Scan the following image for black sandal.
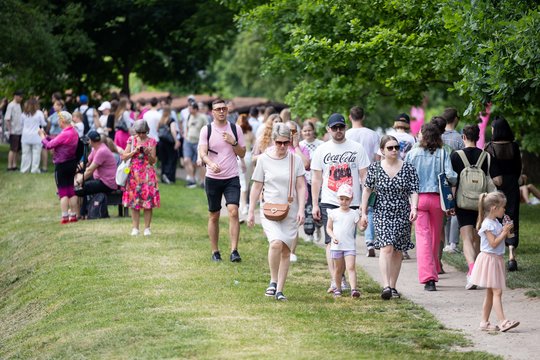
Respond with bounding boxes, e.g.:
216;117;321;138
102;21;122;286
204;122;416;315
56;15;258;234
265;282;277;297
275;292;287;301
381;286;392;300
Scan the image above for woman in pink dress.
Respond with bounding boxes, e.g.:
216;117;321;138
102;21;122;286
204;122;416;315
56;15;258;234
122;120;160;236
114;98;132;150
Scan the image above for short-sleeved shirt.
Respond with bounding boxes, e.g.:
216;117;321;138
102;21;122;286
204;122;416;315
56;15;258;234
386;130;416;160
310;139;370;207
5;100;23;135
345;127;380;162
21;111;47;144
199;122;245;180
88;143;118;190
451;147;498;191
328;208;359;251
185;113;208;143
479;218;505;255
442;129;465;151
143;109;161;141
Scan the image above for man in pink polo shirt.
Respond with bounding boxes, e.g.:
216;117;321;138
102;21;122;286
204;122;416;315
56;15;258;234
199;99;246;262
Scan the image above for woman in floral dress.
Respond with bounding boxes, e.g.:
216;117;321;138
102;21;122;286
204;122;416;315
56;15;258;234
122;120;160;236
361;135;419;300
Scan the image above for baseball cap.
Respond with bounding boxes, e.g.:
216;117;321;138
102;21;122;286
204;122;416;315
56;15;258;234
79;94;89;104
337;184;353;198
87;130;101;142
98;101;111;111
328;113;346;127
395;113;410;124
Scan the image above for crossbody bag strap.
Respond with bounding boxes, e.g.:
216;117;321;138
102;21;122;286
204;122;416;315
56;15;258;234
287;153;295;204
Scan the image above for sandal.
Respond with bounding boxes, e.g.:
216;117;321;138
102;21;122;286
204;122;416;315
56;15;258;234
333;290;342;298
265;282;277;297
275;292;287;301
381;286;392;300
479;321;499;331
351;289;361;298
499;319;520;332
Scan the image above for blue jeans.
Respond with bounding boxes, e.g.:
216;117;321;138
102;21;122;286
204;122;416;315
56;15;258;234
364;206;375;248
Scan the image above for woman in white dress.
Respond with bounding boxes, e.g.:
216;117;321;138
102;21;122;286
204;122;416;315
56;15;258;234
248;123;306;301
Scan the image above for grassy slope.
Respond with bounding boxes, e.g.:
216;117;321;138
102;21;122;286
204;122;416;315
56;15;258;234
0;145;498;359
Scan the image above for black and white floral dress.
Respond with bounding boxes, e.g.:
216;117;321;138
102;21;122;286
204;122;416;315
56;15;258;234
364;161;419;251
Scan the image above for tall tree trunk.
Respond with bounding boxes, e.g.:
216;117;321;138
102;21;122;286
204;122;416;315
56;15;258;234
122;68;130;98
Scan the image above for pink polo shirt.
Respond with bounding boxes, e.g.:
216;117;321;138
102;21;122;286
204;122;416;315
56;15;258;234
199;122;245;180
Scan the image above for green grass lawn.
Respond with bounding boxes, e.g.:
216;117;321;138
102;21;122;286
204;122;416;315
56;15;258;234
0;144;501;359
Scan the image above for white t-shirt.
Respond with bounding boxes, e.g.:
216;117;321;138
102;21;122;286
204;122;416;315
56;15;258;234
21;110;46;145
345;127;380;162
5;100;23;135
143;109;161;141
385;129;416;160
300;138;324;184
328;208;360;251
479;218;506;256
310;139;370;207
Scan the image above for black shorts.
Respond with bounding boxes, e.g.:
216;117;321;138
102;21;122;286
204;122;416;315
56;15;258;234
205;176;240;212
456;208;478;228
9;134;21;152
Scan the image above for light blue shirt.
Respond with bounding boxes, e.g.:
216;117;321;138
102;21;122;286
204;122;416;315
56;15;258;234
405;147;457;193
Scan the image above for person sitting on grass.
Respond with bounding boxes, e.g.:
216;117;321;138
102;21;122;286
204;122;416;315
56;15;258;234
326;184;361;298
75;130;118;219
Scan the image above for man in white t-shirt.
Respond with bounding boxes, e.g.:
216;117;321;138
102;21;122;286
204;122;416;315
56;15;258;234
143;97;161;141
387;113;416;160
311;113;370;293
345;106;380;257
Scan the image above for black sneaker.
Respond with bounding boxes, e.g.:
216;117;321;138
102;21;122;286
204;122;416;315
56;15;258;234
381;286;392;300
211;251;222;262
508;259;518;272
230;249;242;262
424;280;437;291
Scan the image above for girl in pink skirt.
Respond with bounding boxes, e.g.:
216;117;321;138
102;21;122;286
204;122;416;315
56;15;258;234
471;191;520;332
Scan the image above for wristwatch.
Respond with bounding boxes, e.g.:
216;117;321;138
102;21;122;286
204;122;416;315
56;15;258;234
232;140;238;146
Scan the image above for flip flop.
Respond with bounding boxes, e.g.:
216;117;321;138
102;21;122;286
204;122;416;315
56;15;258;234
499;319;520;332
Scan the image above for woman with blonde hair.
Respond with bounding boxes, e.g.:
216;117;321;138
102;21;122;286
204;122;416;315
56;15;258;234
114;98;132;150
252;113;283;162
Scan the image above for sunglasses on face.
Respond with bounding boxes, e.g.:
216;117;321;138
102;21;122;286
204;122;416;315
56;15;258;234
386;145;400;151
213;107;228;113
330;125;345;131
275;140;290;147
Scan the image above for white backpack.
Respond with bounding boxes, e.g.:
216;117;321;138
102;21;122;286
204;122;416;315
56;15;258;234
456;150;496;210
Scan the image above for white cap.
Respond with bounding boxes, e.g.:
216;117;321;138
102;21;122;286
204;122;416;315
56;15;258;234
98;101;111;111
337;184;353;198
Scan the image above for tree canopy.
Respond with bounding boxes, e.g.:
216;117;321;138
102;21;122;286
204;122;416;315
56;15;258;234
234;0;540;151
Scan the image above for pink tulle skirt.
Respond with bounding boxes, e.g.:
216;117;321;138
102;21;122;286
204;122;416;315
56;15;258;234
470;252;506;289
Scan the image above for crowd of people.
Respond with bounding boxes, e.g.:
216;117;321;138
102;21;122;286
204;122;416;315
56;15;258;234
1;89;524;332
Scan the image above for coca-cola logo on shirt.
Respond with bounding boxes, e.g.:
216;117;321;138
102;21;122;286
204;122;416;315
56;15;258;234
323;151;357;164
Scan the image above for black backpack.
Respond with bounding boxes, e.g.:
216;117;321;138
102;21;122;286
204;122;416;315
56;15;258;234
206;122;238;154
87;193;109;219
82;107;91;135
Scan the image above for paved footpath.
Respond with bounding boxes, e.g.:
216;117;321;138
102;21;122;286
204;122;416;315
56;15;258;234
176;168;538;359
349;235;539;360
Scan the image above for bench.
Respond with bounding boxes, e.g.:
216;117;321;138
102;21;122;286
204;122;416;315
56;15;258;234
107;190;129;217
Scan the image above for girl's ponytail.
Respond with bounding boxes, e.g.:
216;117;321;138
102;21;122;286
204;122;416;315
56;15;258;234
476;192;488;230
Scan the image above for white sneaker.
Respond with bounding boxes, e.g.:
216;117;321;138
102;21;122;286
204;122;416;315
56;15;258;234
443;244;459;254
465;275;477;290
143;228;151;236
290;253;298;262
314;228;322;242
305;235;314;242
130;228;139;236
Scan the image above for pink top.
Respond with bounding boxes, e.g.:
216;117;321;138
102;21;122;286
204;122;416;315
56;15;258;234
41;126;79;164
199;122;246;180
88;143;118;190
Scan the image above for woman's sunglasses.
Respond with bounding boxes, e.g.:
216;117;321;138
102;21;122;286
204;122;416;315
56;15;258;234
386;145;400;151
275;140;290;147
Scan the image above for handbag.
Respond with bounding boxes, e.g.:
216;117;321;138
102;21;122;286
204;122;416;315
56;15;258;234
158;123;175;143
438;148;455;211
367;161;379;207
263;154;295;221
116;159;131;186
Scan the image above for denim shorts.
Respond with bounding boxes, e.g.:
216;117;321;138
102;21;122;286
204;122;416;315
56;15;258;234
183;140;198;163
204;176;240;212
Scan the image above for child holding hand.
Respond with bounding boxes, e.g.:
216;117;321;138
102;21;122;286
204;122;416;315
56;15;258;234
471;191;520;332
326;184;361;298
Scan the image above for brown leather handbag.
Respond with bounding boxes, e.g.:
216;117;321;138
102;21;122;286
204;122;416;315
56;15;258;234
263;154;295;221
